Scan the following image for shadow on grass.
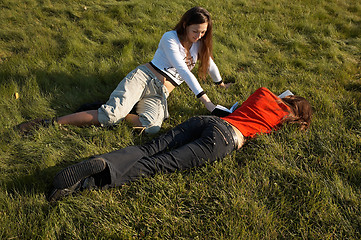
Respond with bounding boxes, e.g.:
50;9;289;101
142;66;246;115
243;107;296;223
2;155;90;201
344;81;361;107
0;66;123;119
34;70;118;116
345;81;361;92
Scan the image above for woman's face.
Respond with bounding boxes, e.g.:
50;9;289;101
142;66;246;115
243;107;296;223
185;23;208;43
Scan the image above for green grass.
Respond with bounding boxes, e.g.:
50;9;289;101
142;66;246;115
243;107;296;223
0;0;360;238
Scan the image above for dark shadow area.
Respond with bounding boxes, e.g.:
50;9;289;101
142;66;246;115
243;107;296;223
33;69;121;115
344;81;361;108
2;155;90;199
345;81;361;93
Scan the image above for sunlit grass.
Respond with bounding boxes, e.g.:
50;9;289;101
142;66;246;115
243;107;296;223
0;0;360;238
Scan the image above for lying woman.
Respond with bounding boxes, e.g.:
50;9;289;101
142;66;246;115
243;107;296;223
47;87;313;202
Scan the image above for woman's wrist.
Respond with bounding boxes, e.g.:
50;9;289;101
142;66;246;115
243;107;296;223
199;94;216;112
205;102;216;112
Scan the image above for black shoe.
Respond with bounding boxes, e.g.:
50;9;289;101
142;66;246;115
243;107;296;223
16;118;55;133
47;158;106;202
47;180;82;202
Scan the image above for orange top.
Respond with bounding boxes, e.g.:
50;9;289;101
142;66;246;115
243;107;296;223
221;87;291;138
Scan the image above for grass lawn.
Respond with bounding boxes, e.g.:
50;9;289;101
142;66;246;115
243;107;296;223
0;0;360;239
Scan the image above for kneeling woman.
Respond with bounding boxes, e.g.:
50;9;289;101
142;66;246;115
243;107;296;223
47;87;313;201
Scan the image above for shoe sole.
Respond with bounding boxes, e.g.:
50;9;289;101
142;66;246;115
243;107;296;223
52;158;106;189
47;179;84;202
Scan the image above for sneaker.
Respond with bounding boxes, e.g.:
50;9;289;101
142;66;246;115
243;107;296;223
47;158;106;202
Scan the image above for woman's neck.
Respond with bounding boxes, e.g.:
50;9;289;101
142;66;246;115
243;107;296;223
182;40;192;50
178;34;192;50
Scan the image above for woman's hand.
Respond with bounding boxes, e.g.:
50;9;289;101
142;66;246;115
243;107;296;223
218;82;233;89
199;94;216;112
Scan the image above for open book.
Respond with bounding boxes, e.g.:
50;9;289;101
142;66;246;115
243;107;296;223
215;102;239;114
278;90;294;98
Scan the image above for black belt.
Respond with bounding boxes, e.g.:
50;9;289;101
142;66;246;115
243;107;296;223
220;118;239;149
149;62;178;88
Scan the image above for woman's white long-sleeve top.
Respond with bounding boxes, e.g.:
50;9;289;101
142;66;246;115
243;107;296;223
151;30;222;97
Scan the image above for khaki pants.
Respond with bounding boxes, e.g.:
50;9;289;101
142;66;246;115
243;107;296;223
98;65;169;134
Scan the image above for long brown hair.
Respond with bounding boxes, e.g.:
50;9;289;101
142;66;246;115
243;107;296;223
174;7;213;80
282;96;313;130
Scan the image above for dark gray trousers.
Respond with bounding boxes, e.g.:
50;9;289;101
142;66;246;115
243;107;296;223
96;116;237;188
